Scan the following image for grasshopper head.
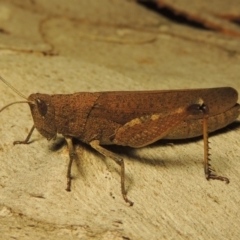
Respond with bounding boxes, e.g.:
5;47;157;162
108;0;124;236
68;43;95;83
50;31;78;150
28;93;57;140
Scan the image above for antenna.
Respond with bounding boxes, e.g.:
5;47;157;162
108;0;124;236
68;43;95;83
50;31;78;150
0;75;28;100
0;75;35;113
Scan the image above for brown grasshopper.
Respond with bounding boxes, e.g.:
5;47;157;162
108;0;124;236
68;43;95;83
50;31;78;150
0;76;239;206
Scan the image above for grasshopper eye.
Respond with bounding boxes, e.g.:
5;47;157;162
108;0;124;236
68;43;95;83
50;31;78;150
36;98;48;117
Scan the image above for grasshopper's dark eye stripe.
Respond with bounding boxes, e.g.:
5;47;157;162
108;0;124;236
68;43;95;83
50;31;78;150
36;98;48;117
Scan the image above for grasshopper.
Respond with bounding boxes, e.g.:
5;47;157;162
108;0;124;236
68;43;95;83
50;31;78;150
0;76;239;206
